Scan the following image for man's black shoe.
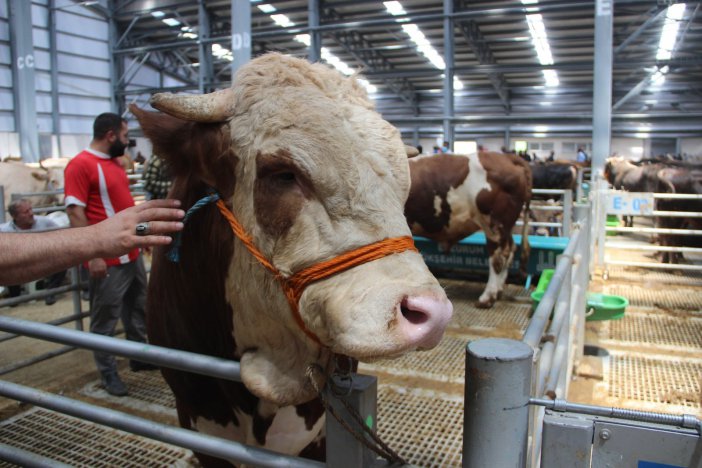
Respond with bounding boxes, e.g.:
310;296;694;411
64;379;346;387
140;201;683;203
129;360;158;372
101;372;128;396
45;295;56;306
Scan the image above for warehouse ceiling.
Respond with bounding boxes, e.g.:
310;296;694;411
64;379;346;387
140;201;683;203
105;0;702;139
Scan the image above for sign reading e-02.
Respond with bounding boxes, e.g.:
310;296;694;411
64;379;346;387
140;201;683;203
607;192;654;215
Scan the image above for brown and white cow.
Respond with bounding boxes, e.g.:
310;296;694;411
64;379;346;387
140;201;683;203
405;152;532;308
0;161;64;211
131;53;452;465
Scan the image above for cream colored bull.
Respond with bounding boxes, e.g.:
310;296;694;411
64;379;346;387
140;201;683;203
133;53;452;464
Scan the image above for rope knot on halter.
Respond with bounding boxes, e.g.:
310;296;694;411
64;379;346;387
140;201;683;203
168;190;418;346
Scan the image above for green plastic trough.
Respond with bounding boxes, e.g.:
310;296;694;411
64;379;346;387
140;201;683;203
530;290;629;321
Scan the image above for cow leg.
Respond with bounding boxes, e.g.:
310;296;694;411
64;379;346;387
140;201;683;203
478;238;515;308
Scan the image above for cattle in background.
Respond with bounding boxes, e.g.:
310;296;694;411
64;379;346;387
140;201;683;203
604;157;668;227
530;161;578;193
654;167;702;263
405;151;531;308
0;161;64;212
132;53;452;465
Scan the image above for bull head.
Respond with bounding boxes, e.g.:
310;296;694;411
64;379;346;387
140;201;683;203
134;53;452;407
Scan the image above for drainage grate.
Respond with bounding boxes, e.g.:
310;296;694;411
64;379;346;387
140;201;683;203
608;352;702;410
450;301;530;335
360;334;474;386
603;284;702;311
377;385;463;468
602;312;702;352
0;407;193;467
81;369;176;415
604;266;702;287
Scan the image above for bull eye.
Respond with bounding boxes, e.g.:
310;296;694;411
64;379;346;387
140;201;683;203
275;172;295;182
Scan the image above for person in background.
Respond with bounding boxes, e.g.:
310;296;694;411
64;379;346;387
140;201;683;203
577;147;589;163
142;154;172;200
64;112;153;397
547;150;555;162
0;198;65;305
441;141;452;154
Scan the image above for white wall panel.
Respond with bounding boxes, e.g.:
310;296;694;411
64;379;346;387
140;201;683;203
0;67;11;87
57;54;109;78
59;94;111;116
0;88;12;110
56;10;107;39
57;32;107;57
58;74;110;97
32;49;51;71
32;27;49;49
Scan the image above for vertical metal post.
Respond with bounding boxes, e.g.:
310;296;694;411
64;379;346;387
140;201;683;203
49;0;62;158
308;0;321;63
325;374;379;467
591;0;613;177
504;127;511;151
70;267;84;331
562;189;573;237
8;0;39;162
107;1;122;113
231;0;252;77
0;186;5;223
464;338;533;468
442;0;454;148
198;0;214;94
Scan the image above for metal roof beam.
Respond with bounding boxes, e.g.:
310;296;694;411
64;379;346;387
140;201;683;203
456;15;510;112
614;6;667;55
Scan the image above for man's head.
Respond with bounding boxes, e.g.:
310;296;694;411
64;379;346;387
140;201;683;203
93;113;129;158
8;198;34;230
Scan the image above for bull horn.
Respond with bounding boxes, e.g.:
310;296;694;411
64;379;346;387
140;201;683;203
149;87;235;123
405;145;419;158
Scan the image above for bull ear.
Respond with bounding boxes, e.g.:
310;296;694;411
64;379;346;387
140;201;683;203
31;171;48;181
405;145;419;158
149;88;235;123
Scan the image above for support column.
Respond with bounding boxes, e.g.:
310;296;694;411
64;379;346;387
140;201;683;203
591;0;613;178
442;0;454;149
308;0;321;63
231;0;252;77
463;338;533;468
8;0;39;162
49;0;62;158
504;126;511;151
198;0;214;93
107;0;121;113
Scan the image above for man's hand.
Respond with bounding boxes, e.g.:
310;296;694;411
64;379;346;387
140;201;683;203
89;258;108;278
91;199;185;259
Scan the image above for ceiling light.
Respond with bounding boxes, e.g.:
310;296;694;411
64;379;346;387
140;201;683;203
384;1;406;16
151;11;165;18
270;14;294;28
656;4;685;60
294;34;311;46
258;4;277;13
543;69;559;87
162;18;180;27
535;125;549;132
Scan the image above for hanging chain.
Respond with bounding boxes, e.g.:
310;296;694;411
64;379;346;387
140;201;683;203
306;364;408;466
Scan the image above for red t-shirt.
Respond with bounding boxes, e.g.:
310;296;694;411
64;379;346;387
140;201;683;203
64;149;138;266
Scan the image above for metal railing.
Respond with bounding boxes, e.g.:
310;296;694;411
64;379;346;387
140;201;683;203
594;180;702;273
516;188;573;237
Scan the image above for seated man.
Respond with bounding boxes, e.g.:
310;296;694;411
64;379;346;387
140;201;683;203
1;198;66;305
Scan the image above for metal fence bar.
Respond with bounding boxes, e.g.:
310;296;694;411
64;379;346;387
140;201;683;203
522;228;581;348
605;260;702;271
605;242;702;253
0;185;5;223
529;398;701;432
0;284;77;308
0;380;322;468
0;442;72;468
0;345;76;376
652;193;702;200
0;316;241;381
607;226;702;235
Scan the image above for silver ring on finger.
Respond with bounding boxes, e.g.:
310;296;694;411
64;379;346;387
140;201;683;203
135;222;150;236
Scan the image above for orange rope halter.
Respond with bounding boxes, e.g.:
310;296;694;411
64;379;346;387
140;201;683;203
216;199;417;346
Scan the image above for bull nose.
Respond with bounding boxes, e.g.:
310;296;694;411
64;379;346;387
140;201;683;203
396;294;453;349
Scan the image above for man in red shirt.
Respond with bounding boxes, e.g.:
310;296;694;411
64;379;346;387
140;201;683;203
65;112;154;397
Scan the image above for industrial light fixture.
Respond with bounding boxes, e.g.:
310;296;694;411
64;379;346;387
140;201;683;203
384;1;464;90
521;0;559;87
651;3;686;86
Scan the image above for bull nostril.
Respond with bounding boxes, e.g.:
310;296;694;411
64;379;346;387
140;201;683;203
400;298;429;325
